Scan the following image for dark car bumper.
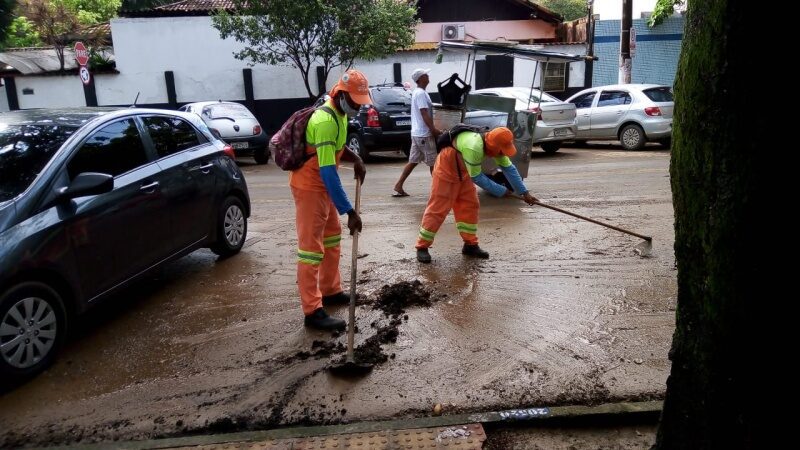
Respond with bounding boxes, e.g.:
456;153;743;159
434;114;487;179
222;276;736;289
223;133;269;156
361;128;411;149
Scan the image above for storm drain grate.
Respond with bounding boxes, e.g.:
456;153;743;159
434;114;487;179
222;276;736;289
169;423;485;449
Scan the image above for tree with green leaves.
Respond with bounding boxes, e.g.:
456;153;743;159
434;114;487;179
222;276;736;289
649;0;685;27
538;0;587;22
3;16;42;48
213;0;418;99
1;0;18;48
22;0;81;69
653;0;760;447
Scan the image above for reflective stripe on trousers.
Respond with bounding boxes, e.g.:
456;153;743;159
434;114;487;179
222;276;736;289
292;186;343;315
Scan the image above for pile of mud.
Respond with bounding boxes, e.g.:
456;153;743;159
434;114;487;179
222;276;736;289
353;318;401;364
374;280;433;317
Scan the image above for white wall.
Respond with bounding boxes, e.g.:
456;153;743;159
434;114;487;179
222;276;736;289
14;76;86;109
2;18;587;112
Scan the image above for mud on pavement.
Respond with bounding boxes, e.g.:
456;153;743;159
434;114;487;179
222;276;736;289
0;149;677;447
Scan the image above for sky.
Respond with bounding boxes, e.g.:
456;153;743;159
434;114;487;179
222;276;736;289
592;0;660;20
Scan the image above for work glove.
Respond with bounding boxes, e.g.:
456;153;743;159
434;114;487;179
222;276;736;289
347;210;363;235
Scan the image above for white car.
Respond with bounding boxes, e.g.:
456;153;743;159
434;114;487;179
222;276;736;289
565;84;674;150
465;87;577;153
180;101;269;164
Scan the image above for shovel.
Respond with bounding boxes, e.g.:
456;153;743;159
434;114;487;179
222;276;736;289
329;178;373;377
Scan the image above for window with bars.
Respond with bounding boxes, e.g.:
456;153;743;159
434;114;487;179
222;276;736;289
541;62;567;92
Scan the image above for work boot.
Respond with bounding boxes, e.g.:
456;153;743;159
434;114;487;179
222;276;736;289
322;291;350;306
304;308;346;331
462;244;489;259
417;248;432;263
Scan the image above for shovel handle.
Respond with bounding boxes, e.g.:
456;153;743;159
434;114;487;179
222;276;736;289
347;180;361;362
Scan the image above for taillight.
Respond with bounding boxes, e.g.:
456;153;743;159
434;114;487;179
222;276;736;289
645;107;662;116
367;107;380;127
528;107;543;121
223;144;236;159
253;125;262;135
209;128;222;138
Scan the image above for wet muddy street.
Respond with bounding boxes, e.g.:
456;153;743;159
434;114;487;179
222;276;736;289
0;146;676;447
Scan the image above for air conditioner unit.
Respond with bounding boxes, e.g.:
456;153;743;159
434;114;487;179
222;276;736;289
441;24;466;41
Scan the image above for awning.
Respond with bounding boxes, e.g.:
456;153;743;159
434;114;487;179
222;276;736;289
437;41;586;63
0;48;79;75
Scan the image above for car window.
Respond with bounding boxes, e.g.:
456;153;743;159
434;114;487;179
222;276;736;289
597;91;632;107
0;123;78;202
571;92;596;109
67;119;149;180
508;88;556;104
642;87;674;102
202;103;253;120
370;88;411;108
142;116;205;157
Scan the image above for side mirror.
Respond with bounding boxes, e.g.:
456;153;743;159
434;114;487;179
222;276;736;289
57;172;113;201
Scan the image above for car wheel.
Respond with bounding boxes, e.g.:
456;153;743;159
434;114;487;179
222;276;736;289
541;142;561;153
211;196;247;257
347;133;370;162
620;124;646;150
253;146;270;165
0;282;67;381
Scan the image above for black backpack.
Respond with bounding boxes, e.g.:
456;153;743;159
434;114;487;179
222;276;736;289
436;123;488;151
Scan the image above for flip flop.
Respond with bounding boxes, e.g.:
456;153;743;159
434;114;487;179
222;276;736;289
392;191;410;197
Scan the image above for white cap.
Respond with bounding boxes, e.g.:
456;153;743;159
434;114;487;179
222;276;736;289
411;68;431;83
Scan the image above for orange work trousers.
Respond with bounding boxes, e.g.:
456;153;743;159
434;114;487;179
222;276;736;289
416;147;479;249
292;186;343;315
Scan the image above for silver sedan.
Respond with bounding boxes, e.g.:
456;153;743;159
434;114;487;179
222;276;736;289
465;87;578;153
565;84;674;150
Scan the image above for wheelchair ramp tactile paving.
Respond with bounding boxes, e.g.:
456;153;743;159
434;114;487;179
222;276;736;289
168;423;485;449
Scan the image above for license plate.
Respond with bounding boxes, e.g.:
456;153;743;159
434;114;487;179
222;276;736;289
395;119;411;126
231;142;249;149
554;128;569;137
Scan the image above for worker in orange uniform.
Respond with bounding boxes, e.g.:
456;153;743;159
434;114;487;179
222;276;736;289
291;70;370;330
415;126;538;263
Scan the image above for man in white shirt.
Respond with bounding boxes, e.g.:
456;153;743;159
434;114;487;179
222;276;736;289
393;68;441;197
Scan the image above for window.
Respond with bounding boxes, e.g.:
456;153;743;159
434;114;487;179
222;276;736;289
201;103;253;120
597;91;632;107
642;87;674;102
541;62;566;92
1;124;78;202
142;116;204;158
67;119;148;180
571;92;596;109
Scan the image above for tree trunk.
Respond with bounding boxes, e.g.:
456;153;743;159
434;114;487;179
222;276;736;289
655;1;764;448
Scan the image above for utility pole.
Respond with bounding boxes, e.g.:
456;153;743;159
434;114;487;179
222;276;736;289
585;0;595;88
619;0;632;83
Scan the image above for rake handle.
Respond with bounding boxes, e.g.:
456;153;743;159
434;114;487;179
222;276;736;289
533;200;652;241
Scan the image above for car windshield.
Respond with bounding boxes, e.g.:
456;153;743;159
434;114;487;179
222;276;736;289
202;103;253;120
0;123;78;202
370;88;411;108
642;87;674;102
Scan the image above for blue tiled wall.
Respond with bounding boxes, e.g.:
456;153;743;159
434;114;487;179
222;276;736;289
592;17;683;87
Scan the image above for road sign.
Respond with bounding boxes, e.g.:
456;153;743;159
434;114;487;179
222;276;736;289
74;42;89;66
79;65;91;85
630;28;637;58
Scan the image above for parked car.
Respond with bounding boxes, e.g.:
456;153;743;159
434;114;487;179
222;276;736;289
0;108;250;381
179;101;269;164
465;87;577;153
565;84;674;150
316;83;413;161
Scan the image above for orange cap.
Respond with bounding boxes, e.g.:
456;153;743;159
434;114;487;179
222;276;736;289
485;127;517;157
329;69;372;106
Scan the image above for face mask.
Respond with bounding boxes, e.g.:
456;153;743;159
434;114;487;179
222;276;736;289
338;93;359;118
